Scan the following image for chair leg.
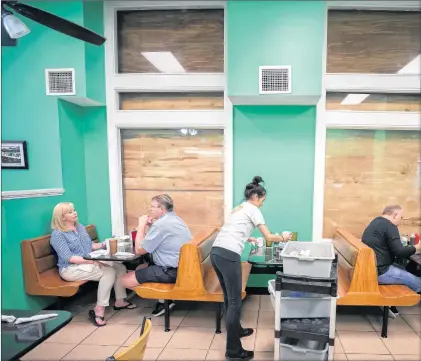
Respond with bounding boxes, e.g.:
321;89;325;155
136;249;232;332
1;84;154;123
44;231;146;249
215;303;222;334
381;306;389;338
164;300;170;332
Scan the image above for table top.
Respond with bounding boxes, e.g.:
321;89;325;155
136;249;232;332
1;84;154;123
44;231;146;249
410;253;421;265
1;310;72;361
83;253;142;262
248;246;283;266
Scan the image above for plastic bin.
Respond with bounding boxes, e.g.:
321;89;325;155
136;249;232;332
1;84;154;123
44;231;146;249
268;280;331;318
279;338;328;361
280;242;335;278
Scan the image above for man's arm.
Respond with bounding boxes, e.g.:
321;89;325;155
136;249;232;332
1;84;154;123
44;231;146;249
134;216;163;256
386;224;416;258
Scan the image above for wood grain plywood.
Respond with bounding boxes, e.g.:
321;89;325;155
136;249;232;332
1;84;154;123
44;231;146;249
117;9;224;73
323;129;421;238
119;92;224;110
326;93;421;112
121;129;223;191
327;10;421;73
124;189;223;236
121;129;224;234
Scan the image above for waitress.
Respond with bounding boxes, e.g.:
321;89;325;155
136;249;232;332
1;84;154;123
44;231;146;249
211;176;291;361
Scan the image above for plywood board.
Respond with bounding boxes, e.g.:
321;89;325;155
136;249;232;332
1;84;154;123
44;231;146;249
323;130;421;238
327;10;421;73
119;92;224;110
117;9;224;73
124;189;223;237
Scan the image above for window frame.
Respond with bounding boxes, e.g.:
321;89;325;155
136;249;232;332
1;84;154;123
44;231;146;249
104;1;230;236
312;1;421;240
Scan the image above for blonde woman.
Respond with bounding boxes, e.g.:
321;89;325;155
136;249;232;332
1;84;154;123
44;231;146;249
50;202;137;327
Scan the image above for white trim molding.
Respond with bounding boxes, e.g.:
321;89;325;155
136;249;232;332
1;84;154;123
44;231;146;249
312;4;328;241
325;74;421;94
104;0;228;236
326;111;421;130
328;1;421;11
2;188;65;200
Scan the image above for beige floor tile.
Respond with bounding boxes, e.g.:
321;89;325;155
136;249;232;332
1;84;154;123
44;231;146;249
397;304;421;315
181;310;215;328
115;347;163;361
124;327;175;348
255;328;273;352
62;345;118;360
81;324;138;346
259;295;273;311
206;349;226;360
150;309;188;328
166;327;215;349
334;354;348;360
210;329;256;351
346;354;393;360
335;336;345;354
367;314;414;333
21;343;76;361
240;310;259;329
401;314;421;333
158;348;208;360
254;351;275;360
243;295;261;311
336;314;375;331
257;311;274;329
337;331;390;354
392;355;421;360
106;307;154;325
43;322;97;344
379;331;421;356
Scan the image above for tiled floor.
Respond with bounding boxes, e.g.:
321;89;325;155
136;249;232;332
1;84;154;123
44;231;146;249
21;292;421;360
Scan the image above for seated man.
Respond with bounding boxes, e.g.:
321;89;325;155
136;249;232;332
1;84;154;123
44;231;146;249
121;194;191;316
362;205;421;316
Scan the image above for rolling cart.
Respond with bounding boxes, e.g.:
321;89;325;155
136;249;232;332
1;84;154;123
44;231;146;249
269;249;338;360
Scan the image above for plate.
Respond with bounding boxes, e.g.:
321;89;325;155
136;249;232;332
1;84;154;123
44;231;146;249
114;252;135;258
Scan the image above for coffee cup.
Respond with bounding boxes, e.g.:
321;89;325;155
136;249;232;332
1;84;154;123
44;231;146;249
108;238;118;255
257;237;265;248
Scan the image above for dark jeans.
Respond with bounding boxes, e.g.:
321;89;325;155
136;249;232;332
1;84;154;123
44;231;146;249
134;264;177;285
211;248;243;354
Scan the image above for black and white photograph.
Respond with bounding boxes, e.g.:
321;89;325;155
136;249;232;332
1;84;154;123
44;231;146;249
1;141;28;169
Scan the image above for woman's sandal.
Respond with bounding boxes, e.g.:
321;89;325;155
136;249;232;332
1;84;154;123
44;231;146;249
88;310;106;327
113;302;138;311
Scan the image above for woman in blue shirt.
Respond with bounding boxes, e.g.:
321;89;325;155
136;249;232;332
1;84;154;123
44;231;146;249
50;202;136;326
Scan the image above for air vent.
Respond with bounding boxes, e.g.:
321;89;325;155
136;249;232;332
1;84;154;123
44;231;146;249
259;66;291;94
45;68;75;96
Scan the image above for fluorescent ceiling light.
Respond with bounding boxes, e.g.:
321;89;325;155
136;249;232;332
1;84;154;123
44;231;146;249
1;6;30;39
397;55;420;75
141;52;186;73
340;93;370;105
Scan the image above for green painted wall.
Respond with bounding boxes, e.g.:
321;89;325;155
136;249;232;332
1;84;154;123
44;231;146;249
227;1;325;97
233;106;316;287
83;107;112;240
1;1;110;310
1;1;86;191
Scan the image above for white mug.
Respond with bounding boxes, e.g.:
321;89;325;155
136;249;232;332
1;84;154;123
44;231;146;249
257;237;265;248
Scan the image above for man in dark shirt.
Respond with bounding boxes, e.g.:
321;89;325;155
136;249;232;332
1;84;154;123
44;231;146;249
362;205;421;295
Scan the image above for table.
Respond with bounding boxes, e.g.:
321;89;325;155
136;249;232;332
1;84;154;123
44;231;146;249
1;310;72;361
248;246;283;274
83;253;142;262
407;253;421;277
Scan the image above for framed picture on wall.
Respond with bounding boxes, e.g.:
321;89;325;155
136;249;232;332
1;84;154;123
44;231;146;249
1;141;28;169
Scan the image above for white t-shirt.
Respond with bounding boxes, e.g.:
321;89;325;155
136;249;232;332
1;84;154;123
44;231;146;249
213;202;265;255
